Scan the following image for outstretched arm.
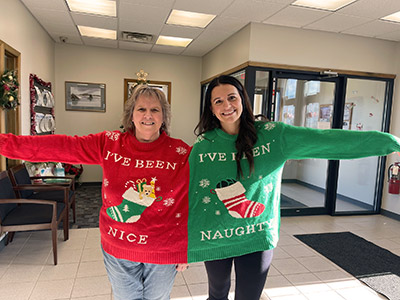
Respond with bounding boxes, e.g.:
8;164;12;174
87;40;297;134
0;133;104;165
280;124;400;161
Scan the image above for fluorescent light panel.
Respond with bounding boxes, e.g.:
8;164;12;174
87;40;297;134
66;0;116;17
381;11;400;23
166;9;216;28
156;35;192;47
291;0;356;11
78;25;116;40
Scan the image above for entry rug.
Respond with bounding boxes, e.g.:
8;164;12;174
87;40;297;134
294;232;400;300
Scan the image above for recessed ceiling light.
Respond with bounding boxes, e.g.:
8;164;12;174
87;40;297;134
78;25;117;40
156;35;192;47
166;9;216;28
66;0;116;17
381;11;400;23
291;0;356;11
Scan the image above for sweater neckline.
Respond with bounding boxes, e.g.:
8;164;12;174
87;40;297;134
214;128;238;141
129;131;168;150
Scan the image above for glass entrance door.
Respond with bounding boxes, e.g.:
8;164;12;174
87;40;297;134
272;73;338;214
335;78;388;213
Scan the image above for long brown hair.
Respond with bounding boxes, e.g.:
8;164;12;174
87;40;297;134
195;75;257;178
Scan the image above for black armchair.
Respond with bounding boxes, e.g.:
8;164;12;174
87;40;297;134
0;171;68;265
8;163;76;229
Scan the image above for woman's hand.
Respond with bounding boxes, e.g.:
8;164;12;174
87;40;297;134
176;264;189;272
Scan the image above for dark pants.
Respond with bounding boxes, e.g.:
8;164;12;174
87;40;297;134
204;250;274;300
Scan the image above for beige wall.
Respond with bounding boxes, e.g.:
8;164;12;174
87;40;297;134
55;44;201;182
0;0;55;134
250;23;397;74
201;25;251;81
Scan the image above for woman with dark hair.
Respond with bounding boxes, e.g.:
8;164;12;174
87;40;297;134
0;84;189;300
187;75;400;300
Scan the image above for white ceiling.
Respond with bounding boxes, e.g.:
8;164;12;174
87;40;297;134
20;0;400;57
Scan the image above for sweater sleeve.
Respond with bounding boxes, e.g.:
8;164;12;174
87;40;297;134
0;132;105;165
280;123;400;160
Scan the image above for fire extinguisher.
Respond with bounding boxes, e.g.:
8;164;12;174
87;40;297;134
388;162;400;194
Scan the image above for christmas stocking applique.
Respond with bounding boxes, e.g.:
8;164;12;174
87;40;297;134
212;179;265;218
107;178;160;223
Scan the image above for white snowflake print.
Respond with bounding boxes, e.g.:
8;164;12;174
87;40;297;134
199;178;210;188
103;178;109;187
123;204;129;212
215;210;221;215
264;183;273;193
105;131;120;141
176;146;188;155
195;135;205;144
202;196;211;204
176;213;182;218
264;123;276;131
156;186;161;192
163;198;175;207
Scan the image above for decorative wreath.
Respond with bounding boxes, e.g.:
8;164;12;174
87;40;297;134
0;70;19;110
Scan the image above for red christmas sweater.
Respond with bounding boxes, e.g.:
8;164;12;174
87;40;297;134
0;131;190;264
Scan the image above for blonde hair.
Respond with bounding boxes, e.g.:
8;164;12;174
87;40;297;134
122;84;171;136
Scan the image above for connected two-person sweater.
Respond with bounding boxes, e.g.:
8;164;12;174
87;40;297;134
2;123;400;264
187;121;400;263
0;131;190;264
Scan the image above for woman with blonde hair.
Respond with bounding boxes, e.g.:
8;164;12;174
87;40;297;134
0;84;189;300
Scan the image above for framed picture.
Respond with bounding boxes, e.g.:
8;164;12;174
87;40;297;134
65;81;106;112
124;79;171;104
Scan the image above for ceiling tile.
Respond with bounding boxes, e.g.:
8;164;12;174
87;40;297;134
266;0;298;4
221;0;287;22
338;0;400;19
28;8;74;25
40;22;79;36
119;41;153;51
263;6;331;28
71;13;117;30
119;0;175;9
305;13;372;33
19;0;400;56
173;0;235;15
375;30;400;41
82;37;118;49
119;2;170;23
151;45;186;55
21;0;68;11
206;17;249;33
342;19;400;37
50;34;83;45
159;25;203;39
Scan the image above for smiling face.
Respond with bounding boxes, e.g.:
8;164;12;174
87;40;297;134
210;84;243;135
132;95;164;143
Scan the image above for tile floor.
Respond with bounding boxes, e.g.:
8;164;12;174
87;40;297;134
1;214;399;300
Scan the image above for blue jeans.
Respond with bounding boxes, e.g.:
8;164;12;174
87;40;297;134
102;248;177;300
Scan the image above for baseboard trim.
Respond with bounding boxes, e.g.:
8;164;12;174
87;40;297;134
380;209;400;221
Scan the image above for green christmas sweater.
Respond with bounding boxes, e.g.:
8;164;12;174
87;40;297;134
187;121;400;263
